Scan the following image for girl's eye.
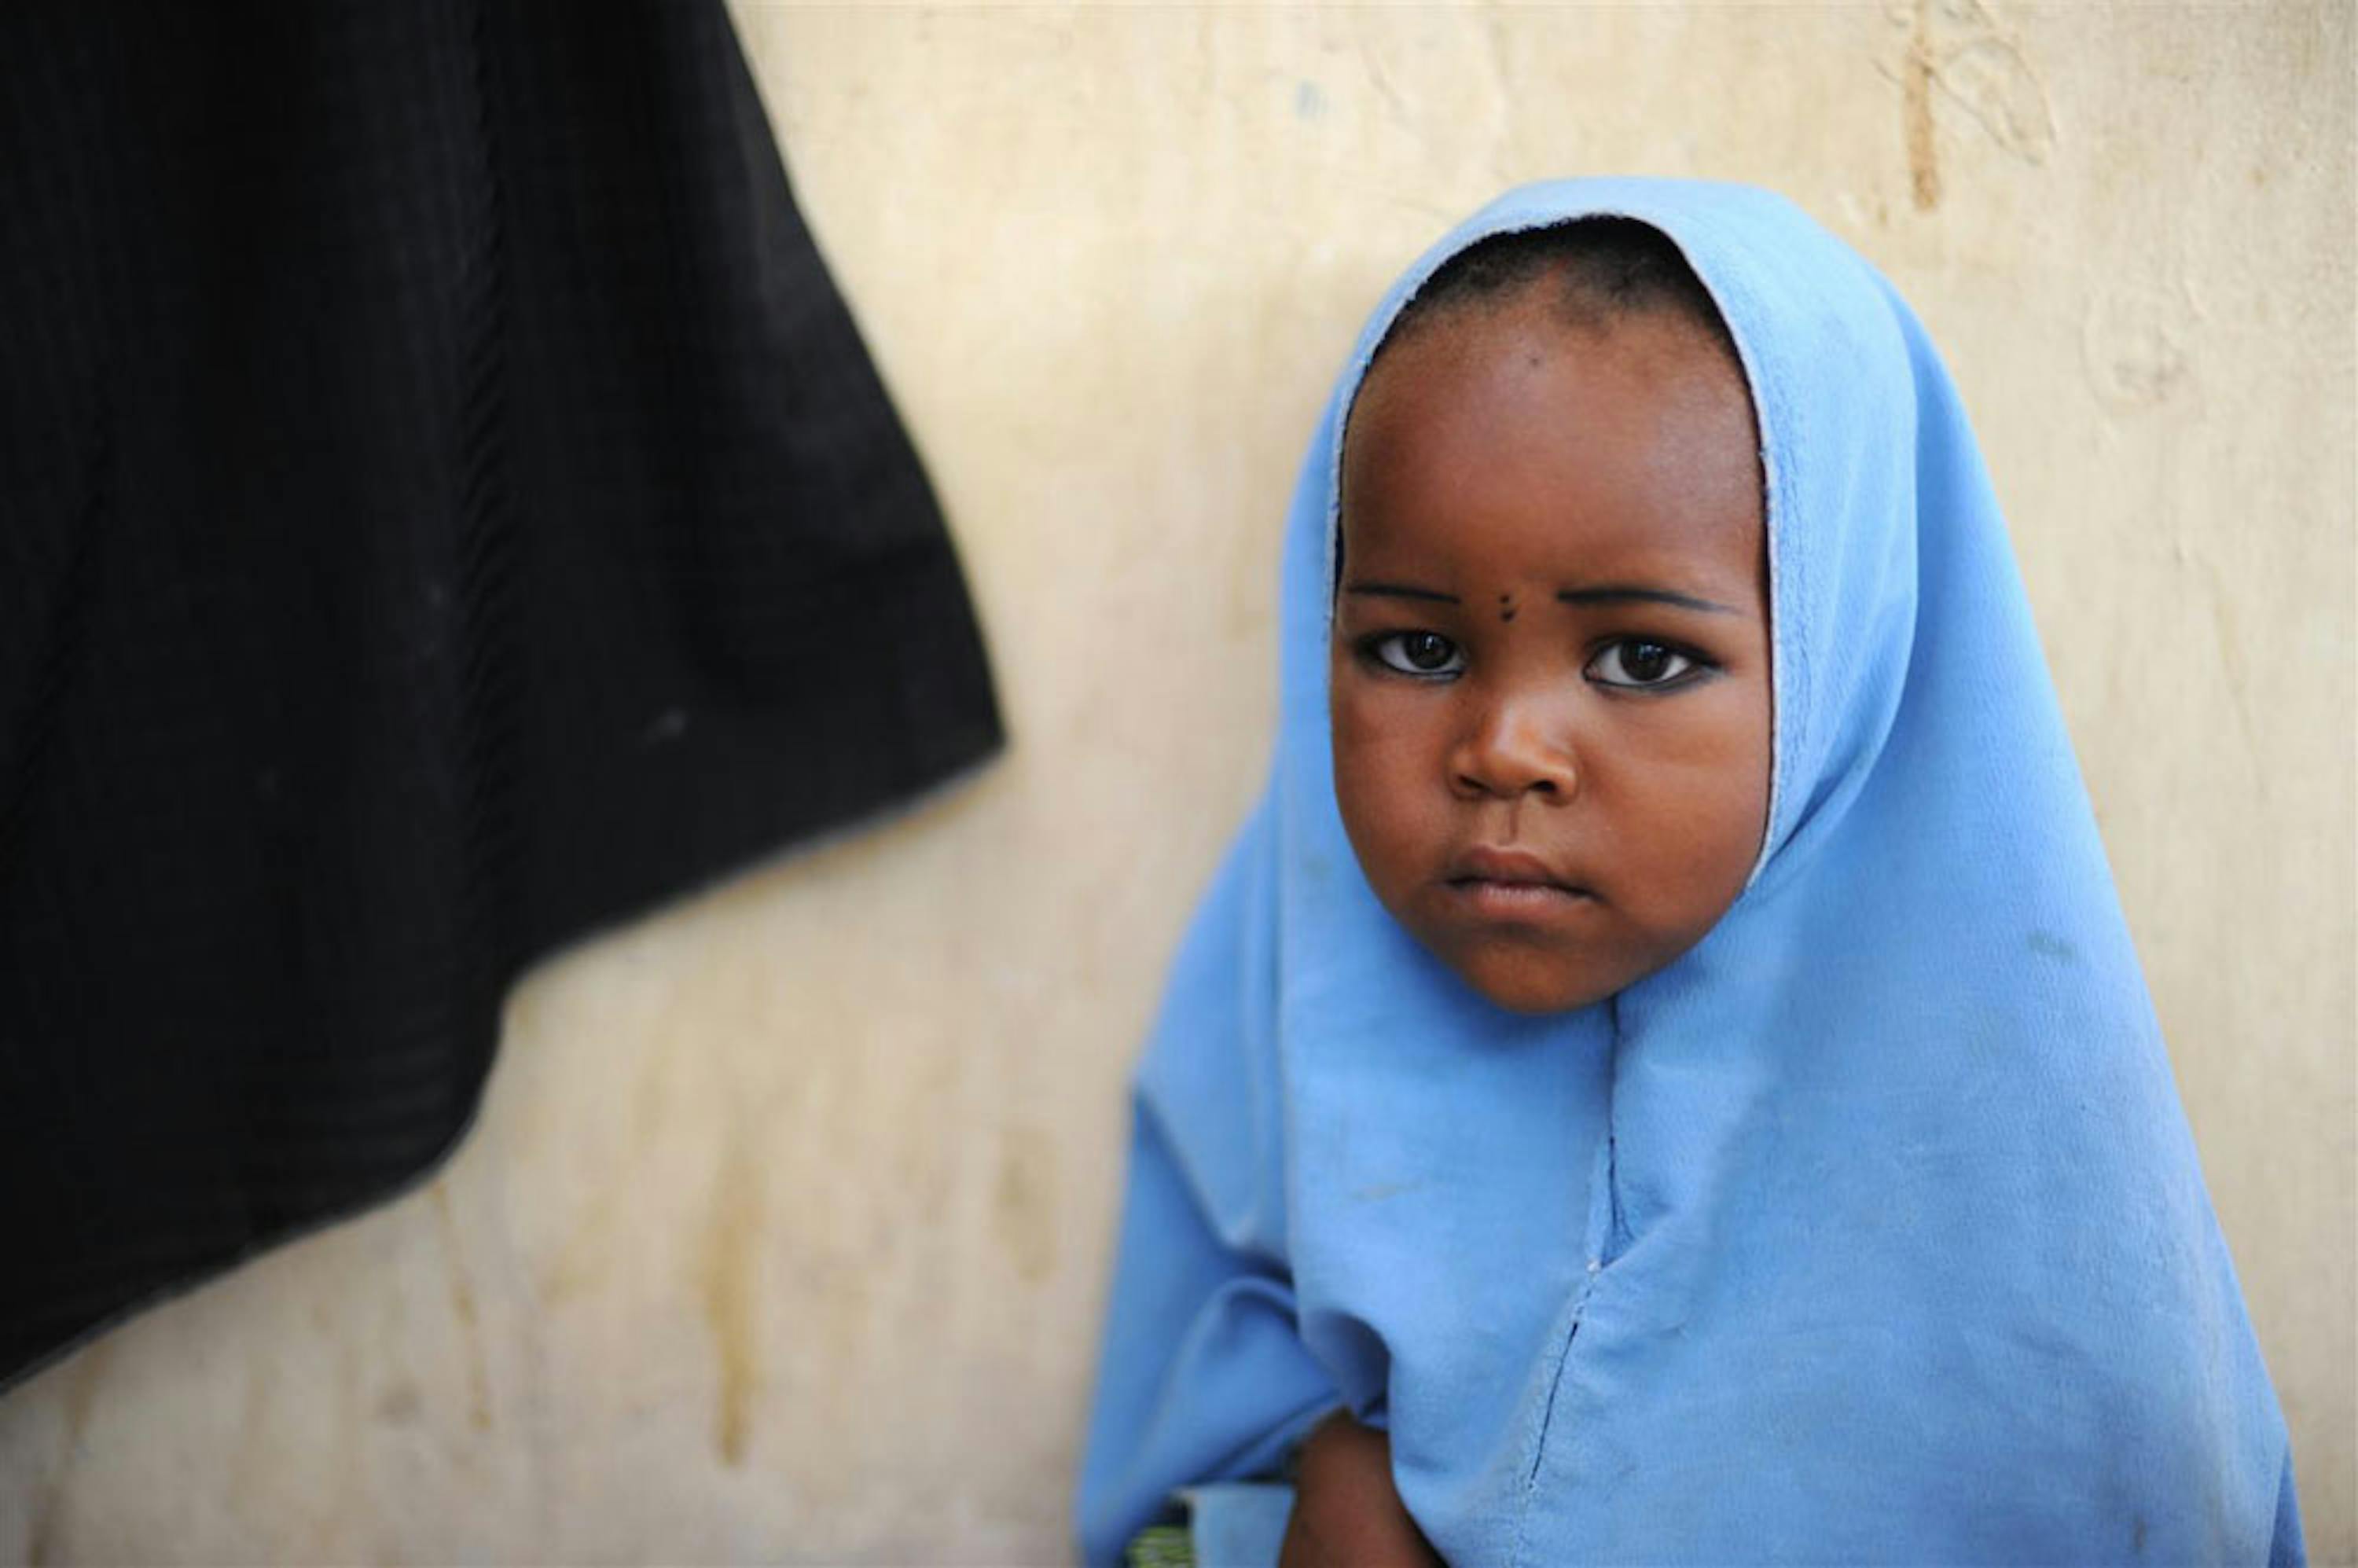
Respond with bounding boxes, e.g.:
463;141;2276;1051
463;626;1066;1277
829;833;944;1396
1369;630;1465;677
1586;639;1701;689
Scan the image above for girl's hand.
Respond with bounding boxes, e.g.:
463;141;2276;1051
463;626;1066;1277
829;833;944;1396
1277;1411;1445;1568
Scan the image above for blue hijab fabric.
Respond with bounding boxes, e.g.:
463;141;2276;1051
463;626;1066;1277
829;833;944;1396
1078;179;2300;1566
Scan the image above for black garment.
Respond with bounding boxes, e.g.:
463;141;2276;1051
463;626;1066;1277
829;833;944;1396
0;2;1001;1383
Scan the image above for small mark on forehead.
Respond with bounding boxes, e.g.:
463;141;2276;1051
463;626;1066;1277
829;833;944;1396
1498;592;1517;623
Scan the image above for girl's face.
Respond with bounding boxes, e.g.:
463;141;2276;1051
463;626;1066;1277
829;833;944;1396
1331;294;1771;1015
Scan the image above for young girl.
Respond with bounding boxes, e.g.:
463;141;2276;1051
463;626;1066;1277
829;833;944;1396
1077;179;2302;1566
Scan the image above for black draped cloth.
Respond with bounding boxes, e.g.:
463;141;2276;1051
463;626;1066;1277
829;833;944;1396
0;2;1001;1383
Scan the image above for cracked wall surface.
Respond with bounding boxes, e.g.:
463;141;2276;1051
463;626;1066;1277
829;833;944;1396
2;5;2349;1562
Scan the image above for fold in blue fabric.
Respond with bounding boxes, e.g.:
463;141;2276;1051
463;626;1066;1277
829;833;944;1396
1077;179;2299;1566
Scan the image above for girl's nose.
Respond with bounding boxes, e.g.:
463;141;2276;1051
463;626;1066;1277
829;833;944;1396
1449;698;1578;802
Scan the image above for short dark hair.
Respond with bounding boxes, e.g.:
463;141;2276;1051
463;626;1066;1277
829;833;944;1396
1372;218;1739;370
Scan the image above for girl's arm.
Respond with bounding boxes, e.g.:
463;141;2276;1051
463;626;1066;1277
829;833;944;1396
1278;1412;1442;1568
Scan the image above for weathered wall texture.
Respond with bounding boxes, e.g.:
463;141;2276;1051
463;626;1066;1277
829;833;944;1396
2;4;2349;1562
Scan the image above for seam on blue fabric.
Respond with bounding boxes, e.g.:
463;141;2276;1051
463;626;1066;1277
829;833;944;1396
1768;297;1807;856
1508;1119;1620;1568
1521;1291;1590;1488
1508;1273;1596;1568
1605;1131;1627;1261
1760;316;1800;881
1603;993;1633;1264
1755;275;1808;885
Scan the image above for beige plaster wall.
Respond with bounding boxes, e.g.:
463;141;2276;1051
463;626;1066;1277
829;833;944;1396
3;4;2349;1562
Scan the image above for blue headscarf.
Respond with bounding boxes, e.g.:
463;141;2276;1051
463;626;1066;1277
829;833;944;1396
1078;178;2300;1566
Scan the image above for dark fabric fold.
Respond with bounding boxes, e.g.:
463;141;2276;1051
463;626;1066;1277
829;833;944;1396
0;0;1001;1383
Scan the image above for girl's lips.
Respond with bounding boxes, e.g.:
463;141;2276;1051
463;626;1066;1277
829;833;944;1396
1445;844;1586;892
1442;846;1596;917
1448;878;1595;920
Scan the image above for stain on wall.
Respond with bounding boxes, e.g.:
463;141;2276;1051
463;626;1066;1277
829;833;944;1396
698;1135;765;1468
992;1126;1062;1287
1888;0;2057;210
429;1183;494;1435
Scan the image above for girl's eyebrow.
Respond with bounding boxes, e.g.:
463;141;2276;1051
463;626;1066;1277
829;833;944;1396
1344;581;1460;604
1558;583;1739;615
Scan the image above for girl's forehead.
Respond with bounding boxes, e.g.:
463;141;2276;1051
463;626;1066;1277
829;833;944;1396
1339;303;1765;600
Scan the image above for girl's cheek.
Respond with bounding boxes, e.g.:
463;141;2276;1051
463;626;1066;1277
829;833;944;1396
1330;675;1393;747
1613;684;1765;768
1336;689;1438;777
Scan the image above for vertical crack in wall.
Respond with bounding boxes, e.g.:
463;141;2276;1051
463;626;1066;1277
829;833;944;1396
431;1182;494;1434
1905;0;1943;211
700;1133;765;1467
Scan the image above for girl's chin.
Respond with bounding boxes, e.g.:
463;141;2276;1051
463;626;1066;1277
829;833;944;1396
1442;946;1624;1016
